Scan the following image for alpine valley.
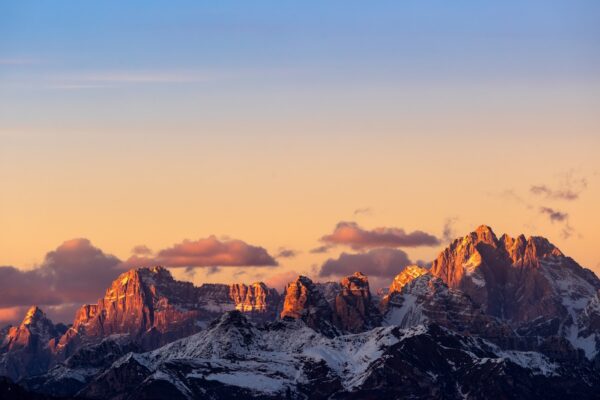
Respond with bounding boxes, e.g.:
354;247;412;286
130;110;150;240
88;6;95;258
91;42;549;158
2;226;600;399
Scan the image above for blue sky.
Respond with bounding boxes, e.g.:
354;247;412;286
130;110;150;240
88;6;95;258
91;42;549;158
1;1;599;293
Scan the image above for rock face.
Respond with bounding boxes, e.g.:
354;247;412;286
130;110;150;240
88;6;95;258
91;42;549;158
382;274;511;340
380;265;429;309
389;265;429;293
280;276;339;337
430;225;600;358
55;266;281;360
430;225;600;321
0;307;65;380
334;272;380;333
229;282;280;320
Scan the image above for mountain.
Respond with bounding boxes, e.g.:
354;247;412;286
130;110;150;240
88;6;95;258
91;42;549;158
334;272;381;333
40;311;600;399
381;270;512;341
4;225;600;398
0;307;65;380
54;266;281;360
280;275;339;337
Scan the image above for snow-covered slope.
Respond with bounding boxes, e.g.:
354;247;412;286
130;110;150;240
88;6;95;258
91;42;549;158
60;311;600;400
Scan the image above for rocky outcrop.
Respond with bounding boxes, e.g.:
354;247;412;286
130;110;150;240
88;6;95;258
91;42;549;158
55;267;281;360
0;307;65;380
430;225;600;321
229;282;280;320
382;274;512;340
334;272;380;333
380;265;429;310
389;265;429;294
280;276;339;337
430;225;600;359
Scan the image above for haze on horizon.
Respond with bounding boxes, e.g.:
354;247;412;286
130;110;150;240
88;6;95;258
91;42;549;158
1;1;599;325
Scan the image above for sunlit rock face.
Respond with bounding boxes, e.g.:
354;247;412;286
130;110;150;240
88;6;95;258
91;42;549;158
0;306;65;380
380;265;430;310
430;225;600;324
280;275;339;337
55;266;281;359
229;282;280;320
334;272;381;333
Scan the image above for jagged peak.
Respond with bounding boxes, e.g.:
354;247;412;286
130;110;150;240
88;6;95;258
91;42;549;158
340;272;369;287
21;306;47;326
472;225;498;245
389;266;429;294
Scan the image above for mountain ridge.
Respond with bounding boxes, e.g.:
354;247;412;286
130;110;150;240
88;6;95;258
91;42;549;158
2;225;600;399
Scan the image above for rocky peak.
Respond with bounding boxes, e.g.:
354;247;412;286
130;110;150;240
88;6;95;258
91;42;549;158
389;266;429;294
335;272;380;333
430;226;600;332
382;274;511;339
0;307;61;380
22;306;46;327
473;224;498;246
3;306;58;351
229;282;280;313
280;276;338;337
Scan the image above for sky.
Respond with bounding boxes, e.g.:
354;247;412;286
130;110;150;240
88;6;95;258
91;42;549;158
1;1;599;324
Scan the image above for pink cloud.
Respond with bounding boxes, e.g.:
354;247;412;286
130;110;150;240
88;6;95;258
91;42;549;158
320;221;440;249
121;236;277;268
264;270;302;292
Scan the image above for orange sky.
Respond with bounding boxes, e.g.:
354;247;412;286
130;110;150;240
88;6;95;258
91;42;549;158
1;2;599;324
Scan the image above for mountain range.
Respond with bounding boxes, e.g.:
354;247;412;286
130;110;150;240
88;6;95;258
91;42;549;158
1;225;600;399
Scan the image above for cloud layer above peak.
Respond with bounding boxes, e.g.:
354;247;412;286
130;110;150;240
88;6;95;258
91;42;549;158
320;221;440;250
121;236;277;269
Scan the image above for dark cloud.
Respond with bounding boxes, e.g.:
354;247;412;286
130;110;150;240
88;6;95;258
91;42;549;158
276;248;298;259
539;207;574;238
530;172;587;201
122;236;278;268
310;245;332;254
539;207;568;222
442;217;458;243
353;207;372;216
131;245;152;255
320;221;440;250
318;248;413;279
0;239;122;309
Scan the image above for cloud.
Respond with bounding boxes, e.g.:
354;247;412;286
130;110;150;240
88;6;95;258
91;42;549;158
442;217;459;243
276;248;298;259
530;171;587;201
353;207;372;216
539;207;574;238
318;248;412;280
320;221;440;250
264;270;302;292
539;207;568;222
131;245;153;255
309;245;332;254
121;236;277;268
0;239;122;310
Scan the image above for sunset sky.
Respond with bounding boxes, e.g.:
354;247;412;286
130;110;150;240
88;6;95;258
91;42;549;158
1;1;599;324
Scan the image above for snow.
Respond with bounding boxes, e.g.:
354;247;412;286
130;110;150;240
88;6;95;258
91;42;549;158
462;254;486;287
200;301;236;313
202;372;285;393
497;350;559;376
382;294;427;328
539;259;599;359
